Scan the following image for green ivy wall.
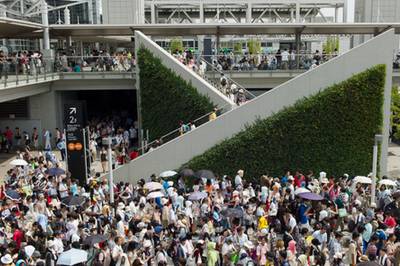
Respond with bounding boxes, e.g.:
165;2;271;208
137;47;215;141
185;65;386;178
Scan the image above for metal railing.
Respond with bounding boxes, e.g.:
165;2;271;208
138;103;231;155
0;56;136;88
202;53;334;72
198;56;256;102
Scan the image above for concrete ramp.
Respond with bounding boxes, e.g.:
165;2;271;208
135;31;236;111
114;29;395;182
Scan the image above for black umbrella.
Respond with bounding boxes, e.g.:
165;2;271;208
180;168;195;177
222;207;244;218
46;167;65;176
195;170;215;179
83;234;108;246
5;190;21;201
61;196;86;207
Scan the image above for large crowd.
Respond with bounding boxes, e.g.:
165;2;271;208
0;49;135;78
1;144;400;266
209;49;338;72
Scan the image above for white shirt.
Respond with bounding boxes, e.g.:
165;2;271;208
235;175;243;187
53;237;64;255
282;51;289;61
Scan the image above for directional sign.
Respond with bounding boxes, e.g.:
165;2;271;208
64;102;89;185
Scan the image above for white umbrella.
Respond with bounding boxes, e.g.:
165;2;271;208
24;245;35;258
159;170;178;178
379;179;397;187
147;191;165;199
9;159;28;166
144;182;163;191
57;248;88;265
294;187;311;195
353;176;372;184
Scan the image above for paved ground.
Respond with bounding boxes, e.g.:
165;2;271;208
0;143;400;179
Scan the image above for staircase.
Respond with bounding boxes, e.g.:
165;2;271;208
111;29;395;182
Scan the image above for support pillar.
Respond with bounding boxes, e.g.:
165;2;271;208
41;0;50;50
87;0;94;24
343;0;348;22
151;3;156;24
246;3;252;23
334;5;338;22
295;1;300;23
199;2;204;23
20;0;24;14
295;32;301;69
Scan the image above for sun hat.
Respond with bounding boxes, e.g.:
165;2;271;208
143;239;152;248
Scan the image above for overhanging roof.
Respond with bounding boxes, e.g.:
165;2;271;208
0;17;43;38
49;23;400;37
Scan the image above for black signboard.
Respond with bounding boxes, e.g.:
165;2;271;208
64;101;89;185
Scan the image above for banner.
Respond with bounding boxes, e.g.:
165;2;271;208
64;101;89;185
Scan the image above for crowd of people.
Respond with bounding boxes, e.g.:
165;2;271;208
210;49;338;72
55;50;136;73
1;143;400;266
0;49;135;79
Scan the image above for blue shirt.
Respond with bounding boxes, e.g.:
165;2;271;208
298;203;309;224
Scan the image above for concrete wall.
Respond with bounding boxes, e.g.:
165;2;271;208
112;29;395;183
29;89;59;144
135;31;236;111
52;79;135;91
0;119;42;145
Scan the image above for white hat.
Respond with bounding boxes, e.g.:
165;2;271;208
244;241;254;249
319;210;328;221
168;181;174;187
1;254;12;264
260;229;268;236
137;222;146;229
161;198;169;205
319;172;326;179
117;202;125;209
334;253;343;259
143;240;152;248
288;175;294;181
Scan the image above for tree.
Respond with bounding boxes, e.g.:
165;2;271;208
170;38;183;53
248;39;261;55
323;36;339;54
233;41;243;55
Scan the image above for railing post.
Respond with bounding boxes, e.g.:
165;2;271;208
15;67;18;86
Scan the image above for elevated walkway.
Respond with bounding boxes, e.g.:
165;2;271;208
0;70;135;103
112;29;395;182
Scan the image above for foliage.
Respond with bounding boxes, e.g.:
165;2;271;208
247;39;261;55
233;42;243;55
391;86;400;141
170;38;183;53
137;47;215;141
184;65;386;178
323;36;340;54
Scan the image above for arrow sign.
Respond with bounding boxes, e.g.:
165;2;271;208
69;107;77;115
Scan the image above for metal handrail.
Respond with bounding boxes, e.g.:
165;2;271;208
199;56;256;100
137;103;231;155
